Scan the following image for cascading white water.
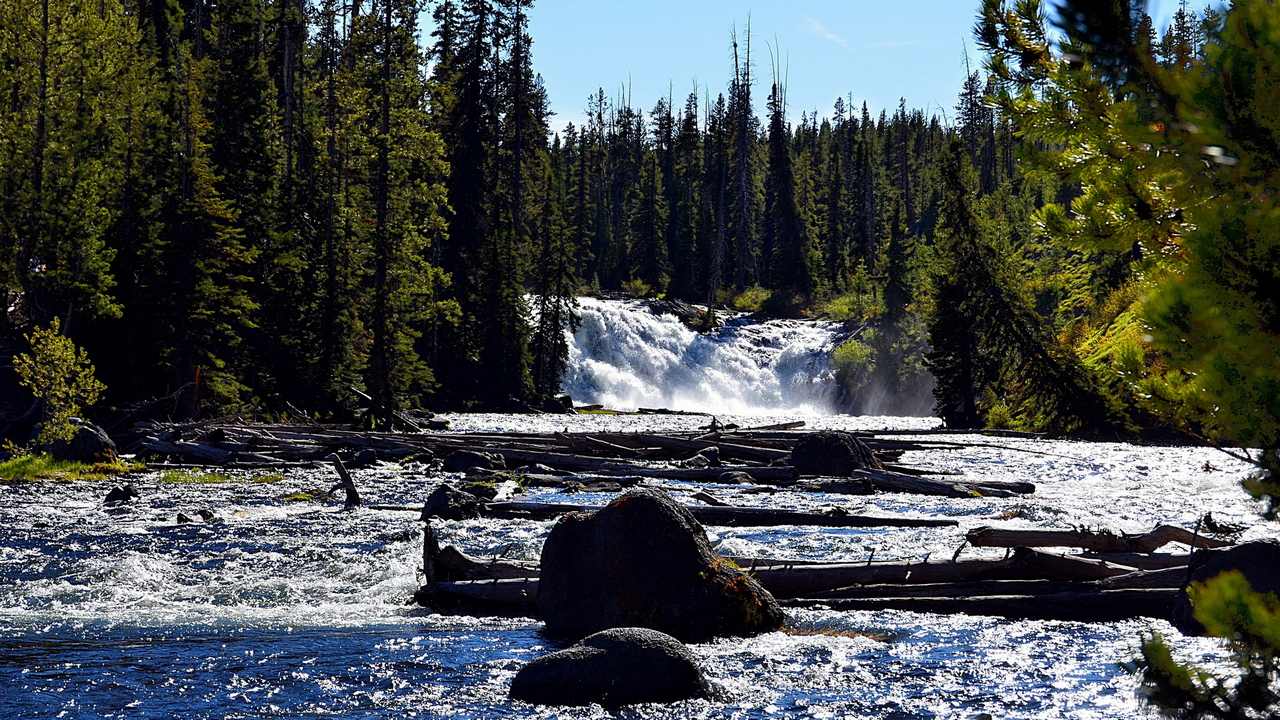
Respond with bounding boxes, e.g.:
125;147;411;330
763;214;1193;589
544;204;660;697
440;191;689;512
561;297;842;415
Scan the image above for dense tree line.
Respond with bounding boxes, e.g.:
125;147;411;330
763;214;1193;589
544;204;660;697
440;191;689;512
0;0;1237;437
0;0;578;425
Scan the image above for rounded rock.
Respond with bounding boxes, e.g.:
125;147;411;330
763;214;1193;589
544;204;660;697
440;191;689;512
790;431;880;476
536;487;784;642
509;627;709;707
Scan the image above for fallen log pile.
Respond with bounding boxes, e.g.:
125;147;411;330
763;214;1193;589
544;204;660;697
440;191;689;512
457;499;959;529
417;513;1234;625
131;421;1034;499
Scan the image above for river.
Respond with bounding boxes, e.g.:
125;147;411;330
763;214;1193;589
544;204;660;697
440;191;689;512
0;301;1271;718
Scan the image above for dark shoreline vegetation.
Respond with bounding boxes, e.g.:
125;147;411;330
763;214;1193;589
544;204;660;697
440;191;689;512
0;0;1260;439
2;0;1279;716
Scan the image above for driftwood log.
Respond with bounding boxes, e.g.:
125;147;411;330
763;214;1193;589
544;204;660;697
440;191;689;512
966;525;1232;553
786;589;1179;622
476;500;958;529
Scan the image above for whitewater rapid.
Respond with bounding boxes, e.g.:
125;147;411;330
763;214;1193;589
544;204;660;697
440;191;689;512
561;297;843;415
1;416;1270;718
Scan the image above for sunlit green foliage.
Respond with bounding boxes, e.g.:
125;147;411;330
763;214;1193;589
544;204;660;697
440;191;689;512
1142;572;1280;718
980;0;1280;712
730;286;773;313
13;320;105;445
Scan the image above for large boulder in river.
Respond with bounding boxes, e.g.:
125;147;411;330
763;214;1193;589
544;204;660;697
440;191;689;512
536;487;784;642
43;419;117;463
1172;539;1280;635
443;449;504;473
509;627;709;707
790;431;880;476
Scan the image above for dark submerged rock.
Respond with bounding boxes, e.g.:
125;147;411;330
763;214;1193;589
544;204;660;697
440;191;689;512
103;484;138;506
44;419;117;463
421;483;482;521
646;299;721;331
509;627;709;707
790;430;881;476
1172;539;1280;635
543;394;576;414
536;487;784;642
681;447;720;467
443;449;505;473
347;449;379;469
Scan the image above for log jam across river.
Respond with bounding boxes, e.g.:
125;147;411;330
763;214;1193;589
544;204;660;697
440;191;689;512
0;412;1272;719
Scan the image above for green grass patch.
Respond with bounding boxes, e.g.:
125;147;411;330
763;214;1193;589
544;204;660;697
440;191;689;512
159;469;286;485
158;469;235;485
0;453;141;482
280;489;327;503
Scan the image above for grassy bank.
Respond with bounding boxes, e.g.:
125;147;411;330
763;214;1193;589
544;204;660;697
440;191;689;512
0;454;142;482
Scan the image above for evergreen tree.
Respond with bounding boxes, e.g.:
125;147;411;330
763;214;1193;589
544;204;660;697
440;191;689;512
702;93;729;303
632;144;669;292
0;0;144;331
821;101;849;292
727;24;759;291
761;76;814;305
926;145;989;428
208;0;283;401
360;0;452;421
667;91;702;301
530;135;579;400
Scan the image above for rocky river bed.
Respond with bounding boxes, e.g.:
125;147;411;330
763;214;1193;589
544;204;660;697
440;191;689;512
0;413;1272;719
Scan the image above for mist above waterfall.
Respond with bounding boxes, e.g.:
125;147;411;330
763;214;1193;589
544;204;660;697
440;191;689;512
561;297;841;415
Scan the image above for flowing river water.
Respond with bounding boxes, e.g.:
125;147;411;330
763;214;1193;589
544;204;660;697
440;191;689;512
2;301;1274;718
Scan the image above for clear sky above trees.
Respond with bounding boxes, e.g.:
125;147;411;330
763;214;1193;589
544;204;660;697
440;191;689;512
423;0;1188;128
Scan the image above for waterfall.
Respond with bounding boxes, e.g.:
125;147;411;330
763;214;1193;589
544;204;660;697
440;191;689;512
561;297;842;415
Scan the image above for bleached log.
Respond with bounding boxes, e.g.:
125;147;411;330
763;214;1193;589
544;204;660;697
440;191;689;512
966;525;1232;553
416;578;540;615
785;588;1178;622
622;432;790;463
479;500;958;529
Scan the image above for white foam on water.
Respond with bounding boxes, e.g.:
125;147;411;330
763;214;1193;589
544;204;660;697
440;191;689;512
561;297;842;415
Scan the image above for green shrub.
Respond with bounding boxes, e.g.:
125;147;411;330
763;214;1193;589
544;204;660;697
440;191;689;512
761;290;808;318
832;338;874;370
821;265;885;322
620;278;654;299
13;319;106;446
984;398;1013;430
730;286;772;313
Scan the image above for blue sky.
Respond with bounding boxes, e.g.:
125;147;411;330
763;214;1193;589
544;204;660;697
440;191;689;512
429;1;1186;131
